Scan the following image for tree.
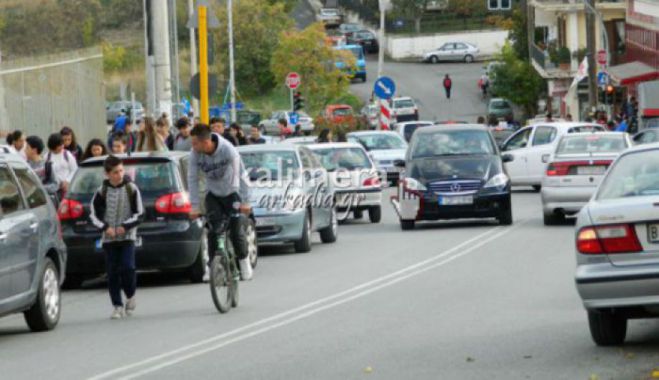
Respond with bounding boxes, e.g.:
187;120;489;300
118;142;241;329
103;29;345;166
213;0;294;97
507;8;529;61
271;23;354;113
391;0;429;34
490;43;545;117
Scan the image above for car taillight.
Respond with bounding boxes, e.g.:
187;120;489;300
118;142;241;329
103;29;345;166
577;224;642;254
58;199;84;221
546;160;612;176
363;176;381;187
155;192;192;214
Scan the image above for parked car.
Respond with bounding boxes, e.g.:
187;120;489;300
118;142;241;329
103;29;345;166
307;143;382;223
541;132;631;225
236;110;262;135
391;124;513;230
632;129;659;145
259;110;314;136
361;103;379;129
393;121;434;142
106;100;145;124
59;152;258;287
335;44;367;82
574;142;659;346
0;153;67;331
422;42;480;64
323;104;355;125
347;30;379;54
389;96;419;123
318;8;342;27
487;98;514;120
347;131;408;183
338;23;361;37
239;144;337;253
500;122;606;189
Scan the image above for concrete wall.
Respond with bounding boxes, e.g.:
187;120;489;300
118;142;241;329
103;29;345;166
384;30;509;60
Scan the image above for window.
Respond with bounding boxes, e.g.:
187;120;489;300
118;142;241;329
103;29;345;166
13;167;48;209
0;166;24;217
598;150;659;200
412;130;495;158
298;149;315;169
502;128;531;151
455;43;467;50
532;126;557;146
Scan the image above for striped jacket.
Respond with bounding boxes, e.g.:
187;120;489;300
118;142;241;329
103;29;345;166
89;178;144;244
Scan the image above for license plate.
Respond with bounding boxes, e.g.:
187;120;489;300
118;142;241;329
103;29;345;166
648;224;659;243
577;166;606;175
439;195;473;206
256;217;276;227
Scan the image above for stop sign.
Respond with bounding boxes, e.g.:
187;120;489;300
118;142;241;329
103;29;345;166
286;72;301;89
597;50;607;65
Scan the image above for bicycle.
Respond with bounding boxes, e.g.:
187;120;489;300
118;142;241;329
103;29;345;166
208;217;240;313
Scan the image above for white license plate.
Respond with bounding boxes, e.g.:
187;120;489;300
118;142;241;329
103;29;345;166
577;166;606;175
439;195;473;206
256;217;276;227
648;224;659;243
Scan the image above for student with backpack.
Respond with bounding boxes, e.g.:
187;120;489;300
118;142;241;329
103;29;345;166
46;133;78;196
89;156;144;319
25;136;60;201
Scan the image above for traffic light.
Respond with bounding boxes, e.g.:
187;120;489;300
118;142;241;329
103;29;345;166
293;91;304;111
605;85;615;105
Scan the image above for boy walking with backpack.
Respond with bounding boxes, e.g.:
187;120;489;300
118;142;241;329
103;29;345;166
89;156;144;319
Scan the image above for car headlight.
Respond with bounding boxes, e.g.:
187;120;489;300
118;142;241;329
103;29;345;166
484;173;509;189
403;178;427;192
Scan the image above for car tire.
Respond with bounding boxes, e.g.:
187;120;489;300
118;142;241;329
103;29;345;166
532;185;541;192
400;220;415;230
294;212;312;253
588;310;627;346
320;209;338;244
353;210;364;219
430;56;439;64
245;218;258;269
369;206;382;223
24;258;61;332
464;55;474;63
61;274;84;290
543;212;564;226
189;228;208;283
498;207;513;225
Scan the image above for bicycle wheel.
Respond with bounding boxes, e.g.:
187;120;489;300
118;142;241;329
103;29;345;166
209;256;232;313
225;237;239;308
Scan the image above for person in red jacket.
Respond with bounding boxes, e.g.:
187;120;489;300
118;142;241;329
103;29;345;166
443;74;453;100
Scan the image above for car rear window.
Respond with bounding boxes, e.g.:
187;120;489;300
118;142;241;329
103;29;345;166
491;100;510;109
597;150;659;199
312;148;372;171
556;135;628;155
333;108;352;117
394;99;415;108
567;125;604;133
69;161;178;198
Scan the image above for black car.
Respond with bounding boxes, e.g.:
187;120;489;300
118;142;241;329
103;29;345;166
58;152;258;287
347;30;379;54
391;125;514;230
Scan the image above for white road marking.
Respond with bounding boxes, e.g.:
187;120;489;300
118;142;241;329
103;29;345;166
89;222;524;380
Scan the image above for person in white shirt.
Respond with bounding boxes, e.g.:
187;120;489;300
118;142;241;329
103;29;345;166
9;130;27;160
46;132;78;194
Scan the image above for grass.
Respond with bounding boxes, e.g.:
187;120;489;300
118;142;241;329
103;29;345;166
244;87;292;117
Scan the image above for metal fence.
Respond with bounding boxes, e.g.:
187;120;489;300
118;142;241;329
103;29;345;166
0;47;106;146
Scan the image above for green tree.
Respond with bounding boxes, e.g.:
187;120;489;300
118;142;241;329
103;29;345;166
491;43;545;117
507;8;529;61
391;0;429;34
271;23;353;113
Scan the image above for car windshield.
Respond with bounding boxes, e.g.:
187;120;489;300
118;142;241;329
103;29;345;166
352;134;406;151
394;99;415;108
556;135;627;155
69;162;177;198
237;112;260;124
333;108;352;116
491;100;510;109
412;130;495;158
322;9;337;15
312;148;372;171
597;150;659;199
242;151;300;180
348;47;363;60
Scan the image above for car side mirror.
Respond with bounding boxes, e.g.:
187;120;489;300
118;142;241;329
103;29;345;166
541;154;550;164
501;153;514;163
394;159;406;168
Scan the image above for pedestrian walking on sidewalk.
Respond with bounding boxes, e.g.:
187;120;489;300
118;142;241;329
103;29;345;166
89;156;144;320
443;74;453;100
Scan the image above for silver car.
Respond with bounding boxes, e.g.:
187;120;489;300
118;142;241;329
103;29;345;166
422;42;480;64
106;100;145;124
238;144;337;253
259;110;315;136
575;142;659;345
542;132;631;225
347;131;408;183
0;153;67;331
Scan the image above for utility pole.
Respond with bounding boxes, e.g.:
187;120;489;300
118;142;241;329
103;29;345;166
143;0;156;115
188;0;199;117
585;0;598;113
151;0;173;117
377;0;387;79
169;0;181;116
228;0;237;123
198;3;209;124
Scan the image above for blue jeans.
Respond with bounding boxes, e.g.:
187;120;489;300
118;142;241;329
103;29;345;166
104;242;136;307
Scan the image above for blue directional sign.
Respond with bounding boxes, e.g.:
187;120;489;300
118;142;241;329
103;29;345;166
597;71;609;86
374;76;396;100
289;112;299;125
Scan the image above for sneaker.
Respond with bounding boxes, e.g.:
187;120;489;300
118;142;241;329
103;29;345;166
111;307;124;320
125;297;136;316
239;258;253;281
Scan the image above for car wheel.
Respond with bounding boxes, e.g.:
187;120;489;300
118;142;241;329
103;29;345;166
497;207;513;225
588;310;627;346
24;258;61;332
353;210;364;219
543;212;565;226
189;228;209;283
464;55;474;63
320;208;338;244
430;55;439;64
369;206;382;223
532;185;541;192
61;274;84;290
400;220;415;230
245;218;258;269
294;212;312;253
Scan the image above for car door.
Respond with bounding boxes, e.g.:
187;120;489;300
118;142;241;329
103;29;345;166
299;148;329;230
454;43;468;60
0;165;30;303
11;165;48;295
501;127;533;184
437;44;453;60
526;125;559;183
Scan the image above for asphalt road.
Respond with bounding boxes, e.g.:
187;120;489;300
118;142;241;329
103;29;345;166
2;62;659;380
